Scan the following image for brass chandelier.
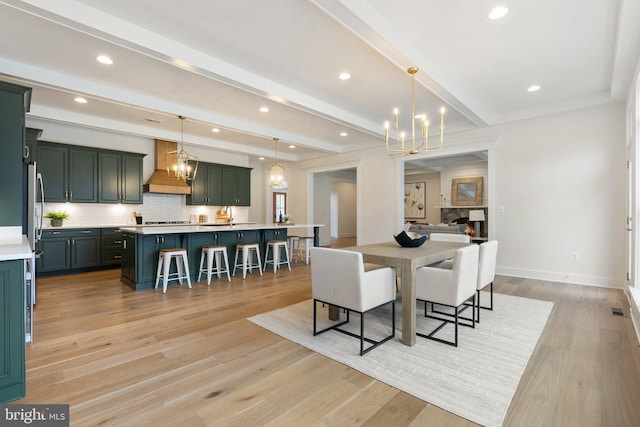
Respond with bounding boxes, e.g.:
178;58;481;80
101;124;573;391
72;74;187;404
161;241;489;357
384;67;445;155
267;137;287;187
166;115;199;181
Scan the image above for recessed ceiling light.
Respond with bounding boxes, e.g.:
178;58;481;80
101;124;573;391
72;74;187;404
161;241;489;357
488;6;509;20
211;128;220;133
339;72;351;80
527;85;541;92
340;132;348;137
289;145;295;149
259;106;269;113
74;96;87;104
96;55;113;65
259;156;265;160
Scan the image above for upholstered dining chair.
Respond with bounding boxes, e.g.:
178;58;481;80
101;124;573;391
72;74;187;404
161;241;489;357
475;240;498;321
428;233;471;243
310;247;397;356
415;244;479;347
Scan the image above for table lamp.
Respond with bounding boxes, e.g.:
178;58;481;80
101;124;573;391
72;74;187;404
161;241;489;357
469;210;485;237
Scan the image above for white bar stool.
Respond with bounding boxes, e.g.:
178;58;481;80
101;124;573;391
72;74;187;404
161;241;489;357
198;245;231;285
295;236;314;265
155;248;192;293
287;235;299;258
233;242;263;279
263;240;291;273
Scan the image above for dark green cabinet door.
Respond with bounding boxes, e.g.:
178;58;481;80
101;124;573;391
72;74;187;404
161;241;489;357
235;168;251;206
38;237;70;272
207;165;223;206
68;148;98;202
23;128;41;164
186;166;206;205
121;154;143;204
0;260;25;403
0;82;30;227
38;144;68;202
71;235;100;269
138;234;181;285
186;232;215;279
221;167;238;206
98;152;121;203
121;233;136;282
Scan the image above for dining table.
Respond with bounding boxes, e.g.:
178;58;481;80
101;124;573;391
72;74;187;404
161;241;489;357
343;240;470;346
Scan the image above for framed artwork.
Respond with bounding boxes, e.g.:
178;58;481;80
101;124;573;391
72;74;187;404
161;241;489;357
404;182;426;219
451;176;483;206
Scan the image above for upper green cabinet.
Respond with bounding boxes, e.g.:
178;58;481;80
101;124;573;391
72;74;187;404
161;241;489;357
222;166;251;206
98;152;144;204
187;163;250;207
23;127;41;164
187;163;222;206
0;82;31;227
38;143;98;203
38;141;144;204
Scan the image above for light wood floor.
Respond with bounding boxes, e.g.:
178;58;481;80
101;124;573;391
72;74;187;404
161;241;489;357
17;238;640;426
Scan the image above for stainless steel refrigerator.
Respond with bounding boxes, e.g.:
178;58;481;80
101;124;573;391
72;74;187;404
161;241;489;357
25;162;44;342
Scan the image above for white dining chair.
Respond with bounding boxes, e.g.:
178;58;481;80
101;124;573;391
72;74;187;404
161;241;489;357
429;233;471;243
415;244;479;347
475;240;498;321
310;247;397;356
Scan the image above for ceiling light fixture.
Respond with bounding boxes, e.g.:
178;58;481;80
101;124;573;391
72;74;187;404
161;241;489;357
488;6;509;20
96;55;113;65
74;97;87;104
260;106;269;113
384;67;445;155
166;115;198;182
267;137;287;188
289;145;295;149
340;132;348;136
527;84;541;92
211;128;220;133
339;72;351;80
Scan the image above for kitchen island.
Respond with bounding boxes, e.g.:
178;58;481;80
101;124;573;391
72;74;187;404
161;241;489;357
119;223;322;290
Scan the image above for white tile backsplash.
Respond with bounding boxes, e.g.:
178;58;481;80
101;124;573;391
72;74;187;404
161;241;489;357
42;193;248;227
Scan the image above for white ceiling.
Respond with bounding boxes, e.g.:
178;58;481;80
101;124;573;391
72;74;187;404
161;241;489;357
1;0;638;163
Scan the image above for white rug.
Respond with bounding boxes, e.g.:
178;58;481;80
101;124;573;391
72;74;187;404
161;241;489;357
248;293;554;427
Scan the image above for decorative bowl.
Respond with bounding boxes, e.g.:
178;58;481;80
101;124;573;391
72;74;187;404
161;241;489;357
394;231;426;247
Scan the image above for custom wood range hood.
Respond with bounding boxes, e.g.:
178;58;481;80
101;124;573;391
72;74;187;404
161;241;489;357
143;139;192;195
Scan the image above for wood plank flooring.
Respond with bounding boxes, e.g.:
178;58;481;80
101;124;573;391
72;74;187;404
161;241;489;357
16;238;640;426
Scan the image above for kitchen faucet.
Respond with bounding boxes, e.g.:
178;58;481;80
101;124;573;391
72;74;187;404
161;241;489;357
225;205;233;225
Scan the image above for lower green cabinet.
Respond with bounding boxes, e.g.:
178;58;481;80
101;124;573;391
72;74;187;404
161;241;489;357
37;229;100;274
101;228;123;266
0;259;25;403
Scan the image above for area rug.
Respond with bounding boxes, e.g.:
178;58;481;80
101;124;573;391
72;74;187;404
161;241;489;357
248;293;554;427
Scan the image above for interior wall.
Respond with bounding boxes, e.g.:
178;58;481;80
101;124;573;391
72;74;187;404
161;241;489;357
332;180;357;237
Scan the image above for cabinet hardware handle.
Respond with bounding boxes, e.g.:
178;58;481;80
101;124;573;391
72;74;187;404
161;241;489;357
123;240;127;249
81;230;92;234
51;231;61;235
72;240;75;247
114;255;122;259
24;145;30;159
65;190;68;199
161;236;165;244
114;240;122;244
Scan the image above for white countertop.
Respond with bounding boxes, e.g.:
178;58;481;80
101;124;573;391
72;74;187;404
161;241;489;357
0;235;33;261
119;223;323;235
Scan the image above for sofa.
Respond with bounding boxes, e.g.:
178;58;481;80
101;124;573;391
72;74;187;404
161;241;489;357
407;224;464;239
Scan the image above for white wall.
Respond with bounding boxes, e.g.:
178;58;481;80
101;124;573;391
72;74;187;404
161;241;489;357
332;181;357;237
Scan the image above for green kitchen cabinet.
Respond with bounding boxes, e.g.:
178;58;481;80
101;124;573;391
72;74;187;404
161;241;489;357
101;228;123;267
120;232;136;283
0;259;25;403
186;232;216;278
138;234;181;286
187;163;222;206
98;151;144;204
260;227;288;261
222;166;251;206
0;81;31;227
38;142;98;203
23;127;41;164
37;229;100;274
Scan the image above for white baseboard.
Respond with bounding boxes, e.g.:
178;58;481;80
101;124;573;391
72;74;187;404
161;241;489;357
627;287;640;346
496;266;626;289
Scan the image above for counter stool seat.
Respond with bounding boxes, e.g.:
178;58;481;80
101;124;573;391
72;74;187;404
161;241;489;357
263;240;291;273
233;242;263;279
295;236;314;265
155;248;191;294
198;245;231;285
